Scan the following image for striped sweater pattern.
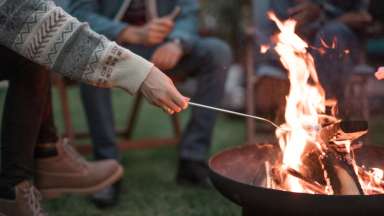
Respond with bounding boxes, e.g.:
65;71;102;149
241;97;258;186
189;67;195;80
0;0;152;94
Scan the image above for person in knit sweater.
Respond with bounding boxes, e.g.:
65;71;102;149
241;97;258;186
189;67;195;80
67;1;232;204
0;0;188;215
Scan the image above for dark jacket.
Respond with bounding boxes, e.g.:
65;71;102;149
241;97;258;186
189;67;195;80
67;0;199;53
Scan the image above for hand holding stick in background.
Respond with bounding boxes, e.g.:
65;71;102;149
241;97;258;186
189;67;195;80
118;4;185;114
117;18;174;46
117;6;180;46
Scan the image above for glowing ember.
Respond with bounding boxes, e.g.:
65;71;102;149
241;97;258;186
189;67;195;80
260;45;270;54
265;12;384;195
372;168;384;183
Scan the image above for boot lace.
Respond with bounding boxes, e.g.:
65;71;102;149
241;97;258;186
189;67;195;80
21;185;46;216
62;139;88;168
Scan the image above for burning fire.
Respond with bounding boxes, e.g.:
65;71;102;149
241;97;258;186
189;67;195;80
264;12;384;195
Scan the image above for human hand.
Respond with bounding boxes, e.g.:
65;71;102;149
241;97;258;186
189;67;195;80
118;17;174;46
151;42;183;71
338;11;372;29
140;67;189;114
375;66;384;80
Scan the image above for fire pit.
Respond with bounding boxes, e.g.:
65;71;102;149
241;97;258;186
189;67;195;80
208;12;384;216
209;143;384;216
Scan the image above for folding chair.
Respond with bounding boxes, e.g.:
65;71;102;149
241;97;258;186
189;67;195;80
51;74;182;154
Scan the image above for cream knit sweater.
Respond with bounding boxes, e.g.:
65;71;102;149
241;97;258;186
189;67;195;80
0;0;152;94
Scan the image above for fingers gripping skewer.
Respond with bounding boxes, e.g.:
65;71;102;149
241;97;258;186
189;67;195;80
188;102;285;130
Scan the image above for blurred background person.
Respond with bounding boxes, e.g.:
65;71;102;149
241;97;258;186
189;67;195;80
253;0;373;121
68;0;232;207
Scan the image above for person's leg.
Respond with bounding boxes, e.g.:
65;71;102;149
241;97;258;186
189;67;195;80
175;38;231;162
0;46;50;215
78;44;156;161
170;38;231;185
79;44;155;207
34;86;59;158
31;82;123;200
311;21;362;118
0;46;123;214
79;81;126;208
79;85;119;160
0;46;51;194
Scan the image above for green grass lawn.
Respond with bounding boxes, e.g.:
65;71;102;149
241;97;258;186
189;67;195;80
48;87;243;216
1;86;384;216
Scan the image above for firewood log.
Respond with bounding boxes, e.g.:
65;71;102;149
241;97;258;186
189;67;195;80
321;149;364;195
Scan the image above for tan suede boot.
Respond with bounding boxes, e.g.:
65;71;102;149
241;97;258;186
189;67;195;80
35;139;123;199
0;181;47;216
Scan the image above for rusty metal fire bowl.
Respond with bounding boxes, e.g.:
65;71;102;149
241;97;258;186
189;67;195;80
209;144;384;216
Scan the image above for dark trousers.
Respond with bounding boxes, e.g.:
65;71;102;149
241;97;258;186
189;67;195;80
0;46;58;189
80;37;232;161
311;21;362;118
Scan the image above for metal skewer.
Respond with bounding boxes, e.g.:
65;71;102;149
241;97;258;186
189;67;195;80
188;102;282;130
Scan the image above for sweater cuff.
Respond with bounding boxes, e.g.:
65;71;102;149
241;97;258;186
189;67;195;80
78;38;152;94
109;45;153;94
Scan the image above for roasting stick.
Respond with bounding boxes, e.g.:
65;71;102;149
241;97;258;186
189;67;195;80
146;0;181;20
146;0;158;20
188;102;283;130
145;3;281;131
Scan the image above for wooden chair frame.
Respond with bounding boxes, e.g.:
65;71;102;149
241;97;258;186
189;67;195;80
52;74;182;154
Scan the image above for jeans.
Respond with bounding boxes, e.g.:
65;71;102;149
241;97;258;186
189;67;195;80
80;37;232;161
0;46;58;189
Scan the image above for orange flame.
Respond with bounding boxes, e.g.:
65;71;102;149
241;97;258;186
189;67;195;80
268;11;325;193
267;12;384;195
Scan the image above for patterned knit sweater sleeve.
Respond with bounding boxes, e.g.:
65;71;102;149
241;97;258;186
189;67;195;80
0;0;153;94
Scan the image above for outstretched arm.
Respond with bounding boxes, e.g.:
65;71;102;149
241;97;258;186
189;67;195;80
0;0;187;113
